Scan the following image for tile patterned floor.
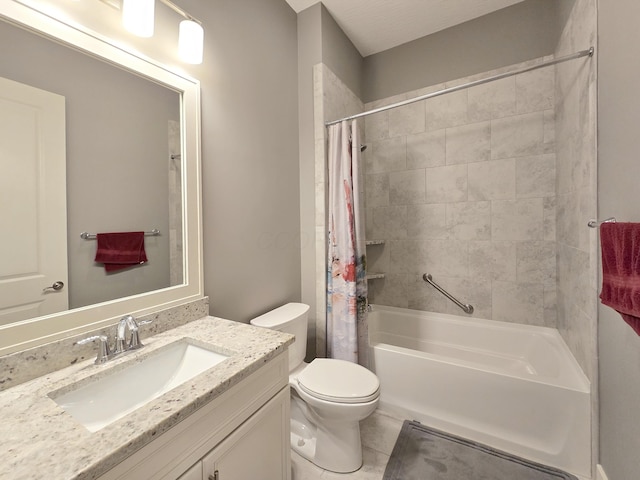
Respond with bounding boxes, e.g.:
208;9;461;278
291;409;403;479
291;409;592;480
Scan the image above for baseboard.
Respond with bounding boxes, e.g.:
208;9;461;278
596;464;608;480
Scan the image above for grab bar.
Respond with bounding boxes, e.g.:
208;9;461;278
422;273;474;314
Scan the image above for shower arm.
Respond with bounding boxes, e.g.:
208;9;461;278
423;273;474;315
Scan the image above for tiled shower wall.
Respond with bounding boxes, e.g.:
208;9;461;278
364;59;558;326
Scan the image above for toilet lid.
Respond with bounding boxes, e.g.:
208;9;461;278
297;358;380;404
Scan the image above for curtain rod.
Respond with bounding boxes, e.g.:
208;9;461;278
325;47;594;127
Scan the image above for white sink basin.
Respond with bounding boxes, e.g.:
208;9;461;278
50;340;229;432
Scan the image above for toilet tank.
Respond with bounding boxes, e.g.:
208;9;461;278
250;303;309;370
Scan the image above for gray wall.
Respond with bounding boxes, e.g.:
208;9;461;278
598;0;640;478
362;0;565;102
298;4;364;357
0;20;175;309
177;0;301;322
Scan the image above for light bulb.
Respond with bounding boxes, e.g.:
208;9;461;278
178;19;204;64
122;0;155;38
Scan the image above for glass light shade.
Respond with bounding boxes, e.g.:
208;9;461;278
122;0;155;38
178;20;204;64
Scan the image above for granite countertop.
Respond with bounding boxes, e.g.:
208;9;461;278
0;316;293;480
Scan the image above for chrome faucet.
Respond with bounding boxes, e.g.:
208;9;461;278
76;335;113;365
114;314;145;354
78;314;152;364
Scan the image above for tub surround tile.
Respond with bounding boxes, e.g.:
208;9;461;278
469;241;517;282
543;196;557;242
491;198;544;241
0;316;293;480
441;276;492;318
368;274;409;309
370;205;408;240
365;56;559;327
516;66;555;113
365;173;390;208
492;281;545;326
426;164;468;203
467;158;516;201
367;136;406;174
445;201;491;241
389;169;426;205
516;241;556;283
364;111;389;142
389;101;425;137
491;111;545;159
425;90;468;131
445;121;491;165
0;297;210;391
406;203;447;239
467;76;516;122
406;129;446;169
516;154;556;198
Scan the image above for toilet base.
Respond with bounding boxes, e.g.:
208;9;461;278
290;392;365;473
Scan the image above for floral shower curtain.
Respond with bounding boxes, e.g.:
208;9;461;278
327;120;367;363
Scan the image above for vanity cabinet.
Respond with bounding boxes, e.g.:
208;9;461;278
100;352;291;480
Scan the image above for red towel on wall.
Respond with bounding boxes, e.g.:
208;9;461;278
95;232;148;272
600;222;640;335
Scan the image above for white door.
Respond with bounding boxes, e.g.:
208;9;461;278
0;76;68;326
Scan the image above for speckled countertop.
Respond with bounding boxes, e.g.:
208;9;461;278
0;316;293;480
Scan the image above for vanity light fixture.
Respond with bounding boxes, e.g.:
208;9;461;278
178;19;204;64
122;0;155;38
120;0;204;64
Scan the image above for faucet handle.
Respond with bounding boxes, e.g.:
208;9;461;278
77;335;112;365
128;317;153;350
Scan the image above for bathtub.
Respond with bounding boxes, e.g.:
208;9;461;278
368;305;591;478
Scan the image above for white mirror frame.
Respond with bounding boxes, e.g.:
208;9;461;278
0;1;203;356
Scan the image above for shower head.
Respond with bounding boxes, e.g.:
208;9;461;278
360;144;367;152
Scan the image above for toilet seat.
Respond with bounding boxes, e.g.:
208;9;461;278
297;358;379;404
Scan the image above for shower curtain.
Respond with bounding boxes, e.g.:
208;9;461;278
326;120;367;363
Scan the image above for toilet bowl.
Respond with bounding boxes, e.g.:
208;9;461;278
250;303;380;473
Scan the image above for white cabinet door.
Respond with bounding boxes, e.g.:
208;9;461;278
202;388;290;480
0;76;68;325
178;462;202;480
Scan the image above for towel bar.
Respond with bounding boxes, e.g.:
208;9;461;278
587;217;616;228
80;229;160;240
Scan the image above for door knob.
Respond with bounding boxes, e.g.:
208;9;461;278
43;281;64;292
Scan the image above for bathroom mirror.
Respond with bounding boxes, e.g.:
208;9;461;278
0;1;203;356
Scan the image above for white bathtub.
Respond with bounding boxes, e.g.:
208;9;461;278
368;305;591;478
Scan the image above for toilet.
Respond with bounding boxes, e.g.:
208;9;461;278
250;303;380;473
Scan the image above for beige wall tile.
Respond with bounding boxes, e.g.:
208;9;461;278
426;164;468;203
445;121;491;165
468;158;516;200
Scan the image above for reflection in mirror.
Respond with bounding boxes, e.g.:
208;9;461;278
0;18;183;326
0;1;202;356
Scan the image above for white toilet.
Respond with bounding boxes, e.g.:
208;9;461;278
250;303;380;473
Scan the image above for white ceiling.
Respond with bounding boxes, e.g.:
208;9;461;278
285;0;526;57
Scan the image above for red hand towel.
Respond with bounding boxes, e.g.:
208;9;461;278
95;232;148;272
600;222;640;335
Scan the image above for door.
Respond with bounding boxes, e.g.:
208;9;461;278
202;388;291;480
0;76;68;325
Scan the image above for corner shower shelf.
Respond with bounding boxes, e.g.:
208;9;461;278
365;273;385;281
365;239;385;246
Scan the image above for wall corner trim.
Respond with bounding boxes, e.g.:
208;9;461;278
596;464;609;480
